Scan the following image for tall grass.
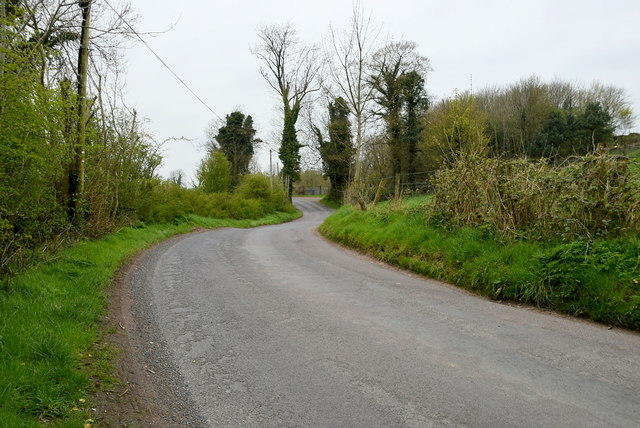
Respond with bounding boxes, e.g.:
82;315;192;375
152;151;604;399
433;151;640;240
0;210;300;427
320;201;640;330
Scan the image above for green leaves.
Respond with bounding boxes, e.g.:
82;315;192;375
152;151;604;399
317;97;354;203
214;112;257;188
197;150;231;193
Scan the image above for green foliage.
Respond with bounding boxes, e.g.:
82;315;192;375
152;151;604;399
213;112;258;187
139;174;293;224
474;77;630;158
531;108;577;158
575;102;615;150
531;102;615;158
83;110;162;236
320;198;640;329
0;17;162;275
314;97;355;203
423;93;490;168
370;42;429;178
0;50;70;275
197;150;231;193
0;208;301;427
236;173;287;212
280;107;303;197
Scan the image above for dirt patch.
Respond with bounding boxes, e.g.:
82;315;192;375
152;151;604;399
93;236;206;427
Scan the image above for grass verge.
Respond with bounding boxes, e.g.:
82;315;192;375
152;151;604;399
319;196;342;210
0;210;300;427
320;200;640;330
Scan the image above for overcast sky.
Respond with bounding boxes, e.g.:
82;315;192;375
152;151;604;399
121;0;640;182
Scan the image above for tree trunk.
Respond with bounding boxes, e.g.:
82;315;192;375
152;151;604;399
69;0;91;223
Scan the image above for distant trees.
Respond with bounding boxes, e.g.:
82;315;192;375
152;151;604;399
253;24;320;201
208;111;258;187
294;170;330;195
252;13;635;209
423;93;490;168
474;77;630;158
323;3;378;185
532;102;614;158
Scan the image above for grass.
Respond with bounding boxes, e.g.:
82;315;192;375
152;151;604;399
319;196;342;210
0;210;300;427
320;199;640;330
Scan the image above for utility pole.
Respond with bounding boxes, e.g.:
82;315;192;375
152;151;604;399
70;0;91;222
269;149;273;188
0;0;6;114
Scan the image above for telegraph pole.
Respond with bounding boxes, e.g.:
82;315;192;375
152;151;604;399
269;149;273;187
0;0;6;114
70;0;91;222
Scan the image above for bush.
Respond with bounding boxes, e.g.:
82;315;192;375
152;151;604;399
196;150;231;193
432;150;640;240
236;174;288;213
137;174;292;224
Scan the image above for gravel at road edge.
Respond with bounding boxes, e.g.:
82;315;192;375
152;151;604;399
94;233;208;427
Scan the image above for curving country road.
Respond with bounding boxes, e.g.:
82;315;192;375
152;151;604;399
125;198;640;427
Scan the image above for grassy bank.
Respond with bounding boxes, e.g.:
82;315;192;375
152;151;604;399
0;210;300;427
320;199;640;330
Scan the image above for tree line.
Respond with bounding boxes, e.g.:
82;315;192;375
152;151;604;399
0;1;289;276
0;0;167;274
252;6;635;205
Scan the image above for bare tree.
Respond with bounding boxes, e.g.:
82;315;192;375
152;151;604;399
323;2;380;184
253;23;320;200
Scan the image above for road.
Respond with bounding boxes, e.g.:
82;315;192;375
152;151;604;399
128;198;640;427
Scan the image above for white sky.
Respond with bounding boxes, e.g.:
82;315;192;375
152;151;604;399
121;0;640;182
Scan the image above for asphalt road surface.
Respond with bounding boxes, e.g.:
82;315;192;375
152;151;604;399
131;198;640;427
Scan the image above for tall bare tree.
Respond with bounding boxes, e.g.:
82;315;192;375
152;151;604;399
253;23;320;200
323;2;379;184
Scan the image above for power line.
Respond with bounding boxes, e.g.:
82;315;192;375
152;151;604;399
101;0;222;120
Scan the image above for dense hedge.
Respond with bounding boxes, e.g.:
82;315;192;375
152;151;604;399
432;150;640;241
137;174;293;224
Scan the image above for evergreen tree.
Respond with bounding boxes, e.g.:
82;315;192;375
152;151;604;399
215;111;258;188
401;70;428;181
576;102;614;152
531;109;576;158
532;102;614;158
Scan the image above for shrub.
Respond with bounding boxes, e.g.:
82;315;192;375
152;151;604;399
136;175;292;224
196;150;231;193
432;150;640;240
236;174;288;213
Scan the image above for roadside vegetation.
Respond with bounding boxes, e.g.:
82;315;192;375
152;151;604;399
0;3;298;426
2;1;639;426
321;191;640;330
0;206;299;428
319;90;639;330
305;15;639;331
